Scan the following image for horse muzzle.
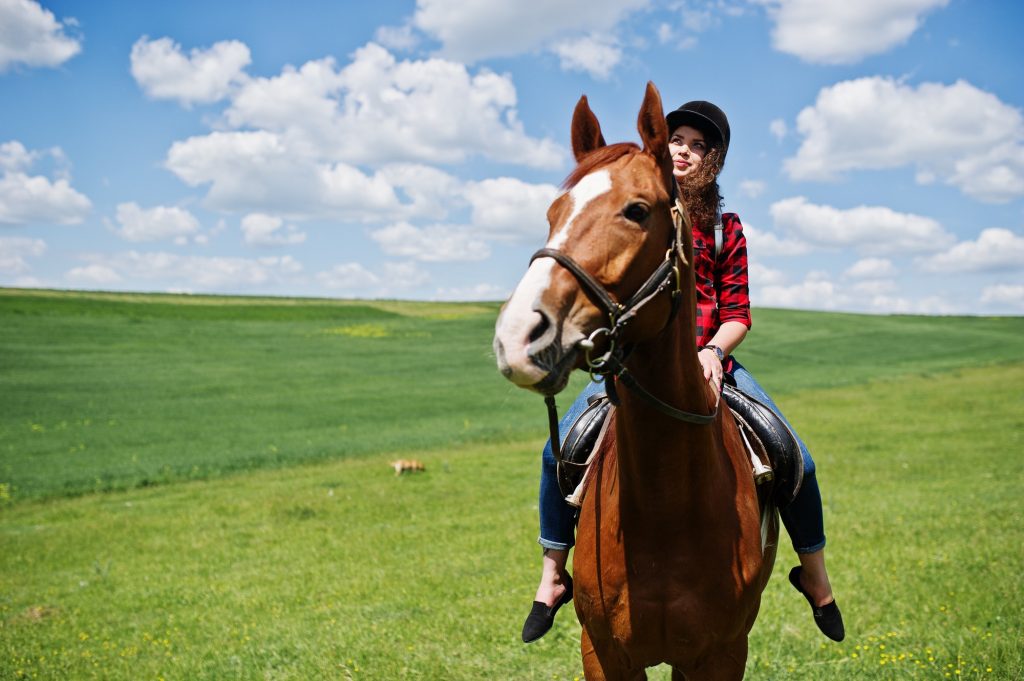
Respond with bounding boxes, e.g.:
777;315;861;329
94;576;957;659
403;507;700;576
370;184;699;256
494;304;581;396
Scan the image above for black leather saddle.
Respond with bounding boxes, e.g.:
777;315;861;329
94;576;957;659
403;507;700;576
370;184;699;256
722;382;804;507
555;383;804;508
556;391;612;500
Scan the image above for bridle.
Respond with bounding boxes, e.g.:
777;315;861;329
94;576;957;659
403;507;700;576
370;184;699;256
530;181;721;467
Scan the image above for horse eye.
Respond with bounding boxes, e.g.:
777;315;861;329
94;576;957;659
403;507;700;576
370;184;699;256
623;203;649;223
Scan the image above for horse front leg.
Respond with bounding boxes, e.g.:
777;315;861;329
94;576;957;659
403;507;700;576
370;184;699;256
581;628;647;681
679;637;748;681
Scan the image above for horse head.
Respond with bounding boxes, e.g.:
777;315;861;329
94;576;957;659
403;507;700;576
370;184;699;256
494;82;690;395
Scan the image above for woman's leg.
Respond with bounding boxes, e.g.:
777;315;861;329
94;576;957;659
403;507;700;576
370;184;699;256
534;378;605;605
729;361;835;606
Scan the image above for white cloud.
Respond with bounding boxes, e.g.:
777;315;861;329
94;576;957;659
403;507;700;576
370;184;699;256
165;131;403;220
66;264;121;285
382;261;431;289
378;163;463;220
465;177;558;240
130;36;251;106
371;221;490;262
409;0;648;63
314;260;430;295
681;6;716;32
656;21;697;50
223;44;562;168
769;118;787;141
550;34;622;80
360;175;557;262
850;279;898;296
0;142;91;225
750;258;1013;314
113;202;200;242
770;196;954;254
0;0;81;71
363;176;557;261
240;213;306;246
917;228;1024;273
741;223;812;257
659;0;747;49
785;77;1024;202
4;274;46;288
980;284;1024;310
374;23;419;51
738;179;766;199
749;262;788;286
754;272;844;310
844;257;896;279
754;0;949;64
0;140;35;171
164;44;564;220
939;143;1024;204
316;263;380;290
434;282;508;301
0;235;45;273
71;251;303;290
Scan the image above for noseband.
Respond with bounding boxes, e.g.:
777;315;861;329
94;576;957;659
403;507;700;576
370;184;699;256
531;186;720;469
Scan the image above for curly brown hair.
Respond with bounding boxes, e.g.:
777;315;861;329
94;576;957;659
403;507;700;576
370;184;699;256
677;146;724;231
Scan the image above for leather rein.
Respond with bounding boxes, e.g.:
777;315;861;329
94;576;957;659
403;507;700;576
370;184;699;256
531;186;720;468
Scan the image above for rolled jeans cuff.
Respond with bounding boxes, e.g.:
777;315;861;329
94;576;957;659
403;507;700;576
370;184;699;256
538;536;574;551
794;538;827;554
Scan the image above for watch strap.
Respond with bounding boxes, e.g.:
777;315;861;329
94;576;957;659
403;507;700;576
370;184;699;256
703;344;725;361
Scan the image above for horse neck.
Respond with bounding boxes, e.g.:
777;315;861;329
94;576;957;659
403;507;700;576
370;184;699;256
614;287;721;501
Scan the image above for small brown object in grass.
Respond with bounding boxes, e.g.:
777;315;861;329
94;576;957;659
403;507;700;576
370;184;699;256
390;459;425;475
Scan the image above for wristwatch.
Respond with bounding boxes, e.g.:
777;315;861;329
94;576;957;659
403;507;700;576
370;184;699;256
703;344;725;361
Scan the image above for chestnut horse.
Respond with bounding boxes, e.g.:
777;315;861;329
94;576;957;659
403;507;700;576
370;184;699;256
493;83;777;680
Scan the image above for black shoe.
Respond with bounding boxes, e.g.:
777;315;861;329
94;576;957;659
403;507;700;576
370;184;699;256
521;574;573;643
789;566;845;642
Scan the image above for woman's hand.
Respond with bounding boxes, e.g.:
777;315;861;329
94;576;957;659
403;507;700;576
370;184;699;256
698;347;723;392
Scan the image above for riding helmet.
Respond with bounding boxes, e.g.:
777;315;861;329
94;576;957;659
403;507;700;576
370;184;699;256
666;101;730;160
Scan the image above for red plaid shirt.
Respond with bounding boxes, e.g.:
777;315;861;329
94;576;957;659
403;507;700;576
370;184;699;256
692;212;752;350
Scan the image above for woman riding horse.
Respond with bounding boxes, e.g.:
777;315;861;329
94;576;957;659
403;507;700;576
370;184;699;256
515;93;845;647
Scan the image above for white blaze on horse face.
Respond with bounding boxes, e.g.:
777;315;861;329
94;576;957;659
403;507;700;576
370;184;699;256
494;170;612;387
549;170;612;250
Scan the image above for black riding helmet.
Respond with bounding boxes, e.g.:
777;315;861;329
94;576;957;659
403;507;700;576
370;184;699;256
666;100;730;161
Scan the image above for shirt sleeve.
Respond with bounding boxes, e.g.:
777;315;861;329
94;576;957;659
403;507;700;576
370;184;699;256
715;213;752;328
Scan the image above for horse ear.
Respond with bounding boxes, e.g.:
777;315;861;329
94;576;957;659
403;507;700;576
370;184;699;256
637;81;669;162
571;95;606;161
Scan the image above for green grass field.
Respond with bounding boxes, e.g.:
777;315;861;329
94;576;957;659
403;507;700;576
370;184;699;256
1;288;1022;679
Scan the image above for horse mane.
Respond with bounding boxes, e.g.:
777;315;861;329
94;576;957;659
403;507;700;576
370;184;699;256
562;142;641;190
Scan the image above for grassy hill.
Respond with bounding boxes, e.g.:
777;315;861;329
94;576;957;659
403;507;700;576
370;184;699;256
1;288;1022;679
2;287;1022;501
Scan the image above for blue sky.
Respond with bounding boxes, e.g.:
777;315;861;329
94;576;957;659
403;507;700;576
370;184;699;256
2;0;1023;314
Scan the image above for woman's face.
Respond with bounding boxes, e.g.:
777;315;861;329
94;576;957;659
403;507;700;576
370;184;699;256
668;125;707;180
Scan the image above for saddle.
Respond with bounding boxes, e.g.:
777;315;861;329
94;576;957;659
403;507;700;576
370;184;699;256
556;383;804;508
721;381;804;507
557;391;613;506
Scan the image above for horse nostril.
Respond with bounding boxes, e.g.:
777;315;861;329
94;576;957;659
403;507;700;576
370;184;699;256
528;311;552;344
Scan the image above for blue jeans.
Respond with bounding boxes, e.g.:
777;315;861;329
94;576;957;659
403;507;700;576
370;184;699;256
537;360;827;554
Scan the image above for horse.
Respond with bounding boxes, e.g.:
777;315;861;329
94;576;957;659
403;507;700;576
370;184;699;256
493;82;778;680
